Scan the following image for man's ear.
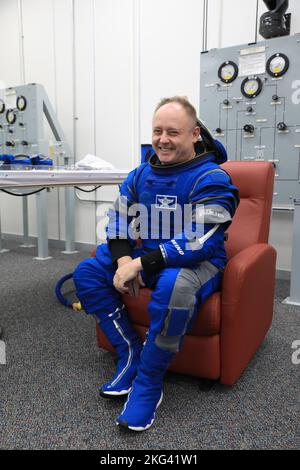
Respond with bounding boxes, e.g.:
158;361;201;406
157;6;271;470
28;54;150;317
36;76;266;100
193;126;201;142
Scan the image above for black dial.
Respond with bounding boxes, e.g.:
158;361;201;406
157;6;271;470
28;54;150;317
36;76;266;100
6;109;17;125
277;122;287;131
241;76;263;99
243;124;254;133
17;95;27;111
266;53;289;78
0;99;5;114
218;61;238;83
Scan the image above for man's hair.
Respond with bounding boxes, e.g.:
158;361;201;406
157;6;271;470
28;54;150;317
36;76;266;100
154;96;198;126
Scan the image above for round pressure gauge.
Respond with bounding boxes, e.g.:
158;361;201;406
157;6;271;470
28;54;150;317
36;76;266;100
0;99;5;114
17;95;27;111
241;76;263;98
218;61;238;83
266;53;289;77
6;109;17;124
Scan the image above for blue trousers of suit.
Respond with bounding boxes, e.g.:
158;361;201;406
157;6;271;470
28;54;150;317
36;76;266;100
73;243;221;352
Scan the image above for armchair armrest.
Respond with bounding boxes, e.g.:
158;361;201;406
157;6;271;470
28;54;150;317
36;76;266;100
220;243;277;385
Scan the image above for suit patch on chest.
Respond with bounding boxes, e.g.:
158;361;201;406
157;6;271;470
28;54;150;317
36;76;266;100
155;195;178;210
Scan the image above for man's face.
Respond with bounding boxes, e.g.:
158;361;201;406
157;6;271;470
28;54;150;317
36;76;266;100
152;103;200;164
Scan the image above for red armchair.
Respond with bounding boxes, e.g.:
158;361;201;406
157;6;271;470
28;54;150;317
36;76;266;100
96;161;276;385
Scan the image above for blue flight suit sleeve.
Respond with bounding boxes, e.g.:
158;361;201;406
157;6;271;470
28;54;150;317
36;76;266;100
106;170;136;240
106;164;148;261
158;169;239;268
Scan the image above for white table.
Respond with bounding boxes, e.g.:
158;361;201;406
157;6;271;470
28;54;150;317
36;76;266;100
0;167;129;258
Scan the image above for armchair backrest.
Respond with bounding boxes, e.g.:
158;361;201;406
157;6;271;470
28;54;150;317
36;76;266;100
222;161;275;259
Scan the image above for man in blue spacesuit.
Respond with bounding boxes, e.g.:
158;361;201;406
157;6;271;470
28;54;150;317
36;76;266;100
73;96;239;431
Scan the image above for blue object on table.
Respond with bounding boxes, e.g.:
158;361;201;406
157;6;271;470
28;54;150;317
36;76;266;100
31;155;53;166
0;154;15;164
10;155;32;165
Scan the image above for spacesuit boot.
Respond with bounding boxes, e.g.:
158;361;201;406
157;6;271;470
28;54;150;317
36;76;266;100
97;306;143;398
116;337;174;431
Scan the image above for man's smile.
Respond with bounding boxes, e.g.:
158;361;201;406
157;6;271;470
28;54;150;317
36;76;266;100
158;146;175;152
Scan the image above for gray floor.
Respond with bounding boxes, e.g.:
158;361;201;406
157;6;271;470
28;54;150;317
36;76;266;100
0;240;299;450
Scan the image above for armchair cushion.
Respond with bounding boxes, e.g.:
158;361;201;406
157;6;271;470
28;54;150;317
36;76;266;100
222;161;274;259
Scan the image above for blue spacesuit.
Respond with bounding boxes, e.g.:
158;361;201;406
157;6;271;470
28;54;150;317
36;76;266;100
73;138;239;431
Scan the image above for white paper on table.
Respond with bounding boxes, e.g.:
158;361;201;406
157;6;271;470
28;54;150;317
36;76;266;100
75;154;115;170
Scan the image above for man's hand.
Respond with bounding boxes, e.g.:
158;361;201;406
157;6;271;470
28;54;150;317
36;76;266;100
117;256;133;268
114;257;144;296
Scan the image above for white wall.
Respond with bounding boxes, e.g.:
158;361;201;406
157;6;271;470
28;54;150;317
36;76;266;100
0;0;298;272
140;0;204;143
207;0;258;49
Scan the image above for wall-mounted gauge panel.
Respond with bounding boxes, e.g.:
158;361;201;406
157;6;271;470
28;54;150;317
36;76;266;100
17;95;27;111
0;99;5;114
266;53;289;78
218;61;238;83
241;76;263;98
200;35;300;206
6;109;17;124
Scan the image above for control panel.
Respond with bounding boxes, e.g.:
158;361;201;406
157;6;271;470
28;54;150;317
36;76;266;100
200;34;300;207
0;83;71;167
